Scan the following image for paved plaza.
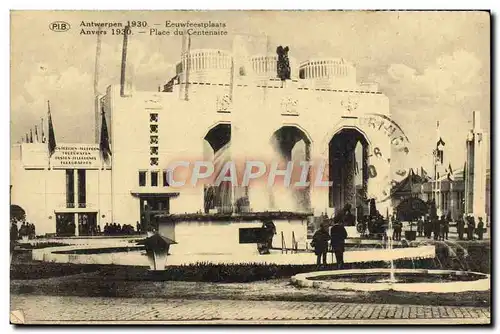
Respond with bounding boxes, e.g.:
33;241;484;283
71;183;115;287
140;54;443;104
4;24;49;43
10;295;490;324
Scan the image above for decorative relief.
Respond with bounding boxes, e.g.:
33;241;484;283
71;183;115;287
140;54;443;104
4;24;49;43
340;96;359;115
216;94;232;113
144;95;163;109
281;96;299;115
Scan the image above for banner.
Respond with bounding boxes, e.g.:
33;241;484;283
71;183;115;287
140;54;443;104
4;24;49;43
51;144;101;169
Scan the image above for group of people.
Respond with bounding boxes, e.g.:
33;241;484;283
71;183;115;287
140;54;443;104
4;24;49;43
10;221;36;240
458;216;485;240
103;222;136;236
415;215;485;241
416;215;450;240
311;218;348;269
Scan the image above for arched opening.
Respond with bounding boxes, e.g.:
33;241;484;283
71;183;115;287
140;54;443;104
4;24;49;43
203;123;232;213
329;128;369;223
270;126;312;212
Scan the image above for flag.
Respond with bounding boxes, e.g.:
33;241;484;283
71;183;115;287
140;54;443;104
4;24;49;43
99;107;111;163
34;125;39;143
29;129;33;143
47;101;57;157
447;163;454;181
421;167;429;181
41;117;46;143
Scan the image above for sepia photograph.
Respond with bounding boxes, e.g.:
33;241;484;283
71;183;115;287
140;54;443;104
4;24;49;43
9;10;491;325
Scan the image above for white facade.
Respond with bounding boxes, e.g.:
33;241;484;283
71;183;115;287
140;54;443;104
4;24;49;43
12;45;405;249
10;143;112;236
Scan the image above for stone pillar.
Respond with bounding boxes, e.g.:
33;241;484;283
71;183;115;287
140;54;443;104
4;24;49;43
309;144;329;217
473;120;488;224
74;169;79;236
449;187;454;220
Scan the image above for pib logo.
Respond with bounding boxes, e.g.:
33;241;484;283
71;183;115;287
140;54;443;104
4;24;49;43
49;21;71;32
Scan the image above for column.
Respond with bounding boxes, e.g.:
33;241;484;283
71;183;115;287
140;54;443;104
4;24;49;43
310;144;329;217
449;183;455;220
74;169;79;236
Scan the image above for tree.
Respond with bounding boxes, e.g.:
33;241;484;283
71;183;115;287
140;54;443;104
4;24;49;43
396;197;428;222
10;205;25;224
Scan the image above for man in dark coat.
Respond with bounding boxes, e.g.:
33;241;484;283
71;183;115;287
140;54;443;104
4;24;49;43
457;216;465;240
417;217;424;237
311;224;330;266
476;217;484;240
467;216;475;240
424;215;432;238
442;216;449;240
433;217;440;240
330;221;348;269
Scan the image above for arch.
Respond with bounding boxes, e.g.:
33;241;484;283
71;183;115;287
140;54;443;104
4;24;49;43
270;123;313;146
327;126;371;220
321;122;372;156
268;125;313;212
203;122;231;152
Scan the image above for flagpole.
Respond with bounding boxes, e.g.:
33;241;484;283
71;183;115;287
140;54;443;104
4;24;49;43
184;33;191;101
45;101;51;235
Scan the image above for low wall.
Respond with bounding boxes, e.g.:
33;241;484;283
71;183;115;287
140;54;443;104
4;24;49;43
32;245;436;267
159;218;308;255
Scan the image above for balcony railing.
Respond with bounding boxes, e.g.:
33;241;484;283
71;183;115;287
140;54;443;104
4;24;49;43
63;203;92;209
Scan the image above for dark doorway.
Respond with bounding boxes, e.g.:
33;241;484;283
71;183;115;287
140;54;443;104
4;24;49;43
78;212;97;236
329;128;369;220
56;213;75;236
140;197;170;232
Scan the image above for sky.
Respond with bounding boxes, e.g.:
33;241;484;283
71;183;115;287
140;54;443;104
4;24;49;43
10;10;490;173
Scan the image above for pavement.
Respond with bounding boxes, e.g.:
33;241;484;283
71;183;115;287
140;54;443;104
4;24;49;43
10;295;491;325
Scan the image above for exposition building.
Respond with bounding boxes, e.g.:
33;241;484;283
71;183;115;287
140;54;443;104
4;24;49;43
11;36;414;253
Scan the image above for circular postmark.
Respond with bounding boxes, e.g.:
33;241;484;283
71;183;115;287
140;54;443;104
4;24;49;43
360;113;411;204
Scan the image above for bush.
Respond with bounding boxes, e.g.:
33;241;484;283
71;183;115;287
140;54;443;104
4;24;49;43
125;259;436;283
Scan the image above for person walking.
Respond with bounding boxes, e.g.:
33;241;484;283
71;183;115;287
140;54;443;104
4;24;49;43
442;216;449;240
417;217;424;237
457;216;465;240
467;216;475;240
438;215;446;241
330;220;348;269
476;217;484;240
311;224;330;266
433;216;440;240
424;216;432;238
395;220;402;241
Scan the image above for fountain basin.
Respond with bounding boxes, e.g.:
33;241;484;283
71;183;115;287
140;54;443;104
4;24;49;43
291;268;490;293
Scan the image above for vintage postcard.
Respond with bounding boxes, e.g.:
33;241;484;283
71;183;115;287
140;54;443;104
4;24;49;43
10;10;491;325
